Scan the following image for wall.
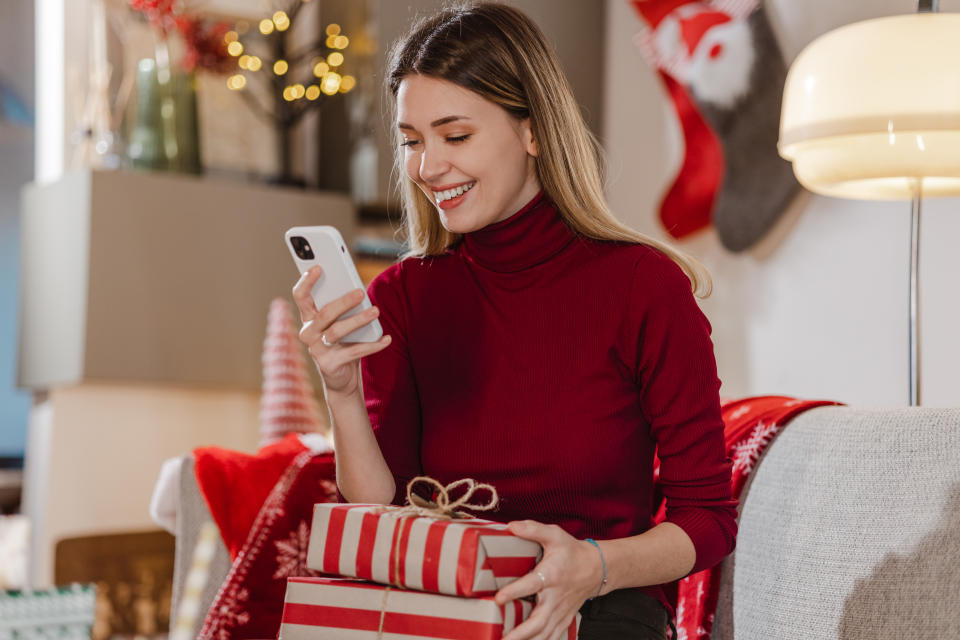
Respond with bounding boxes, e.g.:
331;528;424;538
602;0;960;408
0;0;35;457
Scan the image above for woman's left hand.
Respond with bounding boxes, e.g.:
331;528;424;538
495;520;604;640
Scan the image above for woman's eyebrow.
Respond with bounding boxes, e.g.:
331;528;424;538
397;115;472;130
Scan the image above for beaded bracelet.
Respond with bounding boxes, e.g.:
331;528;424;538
584;538;608;599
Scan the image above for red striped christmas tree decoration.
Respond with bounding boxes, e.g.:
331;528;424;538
259;297;326;447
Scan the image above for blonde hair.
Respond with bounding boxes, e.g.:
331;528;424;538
385;1;712;297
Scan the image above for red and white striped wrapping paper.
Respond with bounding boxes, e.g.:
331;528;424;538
278;577;579;640
306;503;542;597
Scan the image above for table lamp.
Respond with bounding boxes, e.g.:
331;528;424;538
777;0;960;406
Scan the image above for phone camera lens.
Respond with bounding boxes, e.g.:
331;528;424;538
290;236;315;260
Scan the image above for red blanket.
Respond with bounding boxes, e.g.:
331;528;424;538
194;434;339;640
654;395;843;639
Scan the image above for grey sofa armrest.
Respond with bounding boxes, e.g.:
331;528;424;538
169;455;232;638
712;407;960;639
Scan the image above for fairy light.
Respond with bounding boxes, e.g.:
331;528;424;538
247;56;262;72
339;75;356;93
283;86;296;101
312;61;329;77
227;74;246;90
238;54;251;70
327;52;344;67
325;23;341;36
305;85;320;100
273;11;290;31
273;59;289;75
333;35;349;49
321;72;341;95
224;30;238;43
326;35;337;48
227;41;243;56
259;18;274;35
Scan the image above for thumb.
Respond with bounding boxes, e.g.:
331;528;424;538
508;520;560;545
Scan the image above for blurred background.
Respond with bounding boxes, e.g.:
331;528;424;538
2;0;959;637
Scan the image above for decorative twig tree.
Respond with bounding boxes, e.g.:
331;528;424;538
224;0;356;185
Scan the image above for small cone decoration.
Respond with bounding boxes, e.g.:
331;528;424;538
259;297;326;447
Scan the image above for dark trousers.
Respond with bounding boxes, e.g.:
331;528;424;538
577;589;675;640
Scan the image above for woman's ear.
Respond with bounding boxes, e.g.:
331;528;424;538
521;118;538;157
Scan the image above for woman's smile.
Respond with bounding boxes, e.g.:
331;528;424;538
433;181;476;210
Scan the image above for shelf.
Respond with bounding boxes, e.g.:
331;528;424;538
17;169;356;391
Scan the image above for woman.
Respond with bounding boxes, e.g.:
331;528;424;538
293;2;737;638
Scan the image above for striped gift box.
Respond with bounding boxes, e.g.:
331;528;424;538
278;577;578;640
307;503;542;597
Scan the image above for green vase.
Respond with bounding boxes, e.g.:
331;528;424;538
127;57;202;174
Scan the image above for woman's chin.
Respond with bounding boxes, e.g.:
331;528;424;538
438;211;473;235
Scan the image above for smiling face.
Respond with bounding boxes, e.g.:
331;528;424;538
396;74;541;234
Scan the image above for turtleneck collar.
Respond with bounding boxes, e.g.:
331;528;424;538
459;189;576;273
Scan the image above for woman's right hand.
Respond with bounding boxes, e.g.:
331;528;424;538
293;265;392;397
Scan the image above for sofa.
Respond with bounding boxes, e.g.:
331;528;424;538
169;405;960;638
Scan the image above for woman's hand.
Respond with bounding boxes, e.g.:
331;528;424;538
495;520;604;640
292;265;391;397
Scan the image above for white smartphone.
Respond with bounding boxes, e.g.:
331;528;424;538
285;225;383;343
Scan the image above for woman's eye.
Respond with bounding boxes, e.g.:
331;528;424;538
400;135;471;148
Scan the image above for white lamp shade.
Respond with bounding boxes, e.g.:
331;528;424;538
778;13;960;200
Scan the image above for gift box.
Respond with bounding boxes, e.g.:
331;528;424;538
278;577;578;640
307;503;542;597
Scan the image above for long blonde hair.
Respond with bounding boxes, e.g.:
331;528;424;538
385;1;712;297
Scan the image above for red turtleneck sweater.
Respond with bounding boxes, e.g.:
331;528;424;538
359;189;737;617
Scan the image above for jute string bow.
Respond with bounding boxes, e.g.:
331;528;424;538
374;476;500;639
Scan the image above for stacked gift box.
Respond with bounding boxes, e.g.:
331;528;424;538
277;502;579;639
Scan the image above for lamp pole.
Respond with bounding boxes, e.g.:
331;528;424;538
909;183;921;407
907;0;935;407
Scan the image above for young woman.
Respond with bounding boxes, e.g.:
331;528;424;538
292;2;737;638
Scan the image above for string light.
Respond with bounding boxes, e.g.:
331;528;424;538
235;21;250;35
327;52;344;67
227;74;246;90
313;61;329;77
247;56;262;72
227;41;243;56
326;23;341;36
259;18;274;35
321;72;341;95
339;75;356;93
273;59;289;75
224;30;238;43
283;86;296;101
333;35;349;49
238;54;251;70
306;85;321;100
326;35;337;48
273;11;290;31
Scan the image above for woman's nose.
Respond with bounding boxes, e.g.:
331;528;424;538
419;142;449;182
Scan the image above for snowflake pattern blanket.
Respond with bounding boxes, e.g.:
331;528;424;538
654;395;843;639
194;434;339;640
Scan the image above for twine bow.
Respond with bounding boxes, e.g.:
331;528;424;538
381;476;499;519
374;476;500;639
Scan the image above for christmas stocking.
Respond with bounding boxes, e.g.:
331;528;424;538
630;0;800;252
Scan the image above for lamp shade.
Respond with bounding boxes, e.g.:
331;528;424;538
778;13;960;200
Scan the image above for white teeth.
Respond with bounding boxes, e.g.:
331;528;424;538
435;182;474;202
